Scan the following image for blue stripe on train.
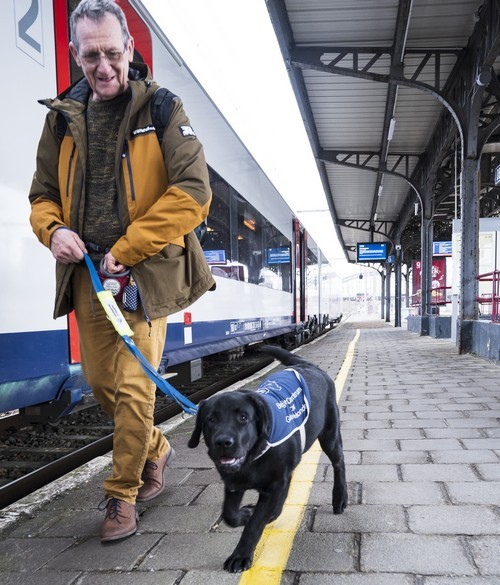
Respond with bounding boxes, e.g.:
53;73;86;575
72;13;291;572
0;316;295;412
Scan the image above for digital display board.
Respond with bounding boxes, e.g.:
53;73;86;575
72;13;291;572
357;242;389;263
267;247;290;264
204;249;226;264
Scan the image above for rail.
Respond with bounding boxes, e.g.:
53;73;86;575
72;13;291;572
476;270;500;322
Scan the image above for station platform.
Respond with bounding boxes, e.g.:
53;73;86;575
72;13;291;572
1;315;499;584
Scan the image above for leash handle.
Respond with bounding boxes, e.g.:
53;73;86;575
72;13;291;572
83;254;197;414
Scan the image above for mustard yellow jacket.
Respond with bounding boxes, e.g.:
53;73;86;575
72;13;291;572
29;64;215;319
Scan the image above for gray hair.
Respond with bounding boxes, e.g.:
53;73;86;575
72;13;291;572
70;0;131;52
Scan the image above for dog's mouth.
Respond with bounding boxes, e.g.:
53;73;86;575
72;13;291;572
217;455;246;469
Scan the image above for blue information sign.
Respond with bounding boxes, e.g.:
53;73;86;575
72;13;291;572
433;241;452;256
267;247;290;264
204;249;226;264
357;242;388;262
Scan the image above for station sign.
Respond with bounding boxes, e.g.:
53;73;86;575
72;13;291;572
356;242;389;262
433;241;452;256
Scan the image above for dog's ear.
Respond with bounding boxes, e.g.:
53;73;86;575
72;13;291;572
188;400;206;448
241;391;271;453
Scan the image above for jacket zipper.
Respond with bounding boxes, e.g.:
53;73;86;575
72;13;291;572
122;141;136;201
65;143;76;198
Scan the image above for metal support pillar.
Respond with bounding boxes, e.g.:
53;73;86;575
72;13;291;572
457;156;480;353
420;214;434;318
385;263;392;323
394;245;402;327
380;271;386;320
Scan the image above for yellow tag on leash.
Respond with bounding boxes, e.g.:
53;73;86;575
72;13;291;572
96;290;134;337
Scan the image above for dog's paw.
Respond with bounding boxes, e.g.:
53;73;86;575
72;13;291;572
223;551;253;573
332;489;348;514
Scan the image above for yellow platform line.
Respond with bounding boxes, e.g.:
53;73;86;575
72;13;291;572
238;330;360;584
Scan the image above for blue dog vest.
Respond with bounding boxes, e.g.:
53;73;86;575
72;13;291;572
256;368;311;452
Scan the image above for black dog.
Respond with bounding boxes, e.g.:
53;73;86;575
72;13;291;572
188;345;347;572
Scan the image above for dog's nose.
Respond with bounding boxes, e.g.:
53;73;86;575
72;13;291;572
215;435;234;449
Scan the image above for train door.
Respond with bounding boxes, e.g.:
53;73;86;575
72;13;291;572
293;219;307;323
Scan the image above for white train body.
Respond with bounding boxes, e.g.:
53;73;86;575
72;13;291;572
0;0;341;417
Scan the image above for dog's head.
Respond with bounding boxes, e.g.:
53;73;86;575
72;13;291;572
188;390;270;474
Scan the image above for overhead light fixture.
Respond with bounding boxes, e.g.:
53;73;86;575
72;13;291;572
388;117;396;141
378;185;383;197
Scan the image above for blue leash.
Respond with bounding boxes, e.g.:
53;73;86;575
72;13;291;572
83;254;198;415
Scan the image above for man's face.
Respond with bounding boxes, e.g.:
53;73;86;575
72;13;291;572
70;13;134;101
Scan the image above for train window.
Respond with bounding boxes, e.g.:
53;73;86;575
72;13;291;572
203;167;291;289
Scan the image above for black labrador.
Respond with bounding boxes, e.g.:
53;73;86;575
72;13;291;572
188;345;347;572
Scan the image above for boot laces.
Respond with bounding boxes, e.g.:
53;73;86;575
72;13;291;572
98;497;123;521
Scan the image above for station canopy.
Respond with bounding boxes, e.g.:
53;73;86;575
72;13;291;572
266;0;500;263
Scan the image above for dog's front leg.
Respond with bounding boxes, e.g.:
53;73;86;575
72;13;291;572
223;483;289;573
222;488;253;527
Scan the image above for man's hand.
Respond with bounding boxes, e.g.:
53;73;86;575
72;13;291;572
50;228;87;263
103;251;126;274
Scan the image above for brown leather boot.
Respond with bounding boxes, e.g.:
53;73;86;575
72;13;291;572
99;498;138;542
136;446;175;502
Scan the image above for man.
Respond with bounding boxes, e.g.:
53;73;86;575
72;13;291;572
29;0;215;542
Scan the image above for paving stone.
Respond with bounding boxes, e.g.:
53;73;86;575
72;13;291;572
286;533;357;572
401;464;479;482
139;503;222;532
77;572;181;585
467;536;500;574
446;482;500;504
408;505;500;534
362;481;445;505
299;573;414;585
366;429;423;440
344;439;398;451
0;538;74;571
476;464;500;480
139;533;242;571
400;439;463;451
45;534;162;571
313;504;407;533
431;450;499;464
361;533;475;575
423;578;500;585
362;451;430;464
1;573;80;585
425;428;484;439
338;464;400;482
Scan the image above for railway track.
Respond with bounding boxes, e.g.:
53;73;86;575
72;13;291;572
0;348;274;510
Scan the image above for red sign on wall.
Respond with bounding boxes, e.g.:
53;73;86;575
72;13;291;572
412;258;446;304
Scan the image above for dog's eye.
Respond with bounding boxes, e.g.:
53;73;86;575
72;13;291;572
238;413;249;423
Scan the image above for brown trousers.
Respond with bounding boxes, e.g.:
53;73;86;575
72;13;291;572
73;264;170;503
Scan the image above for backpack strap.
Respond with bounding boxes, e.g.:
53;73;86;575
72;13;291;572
150;87;178;146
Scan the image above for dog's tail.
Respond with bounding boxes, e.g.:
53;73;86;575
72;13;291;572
260;344;306;366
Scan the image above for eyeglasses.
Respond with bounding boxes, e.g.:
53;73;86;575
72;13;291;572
79;47;126;66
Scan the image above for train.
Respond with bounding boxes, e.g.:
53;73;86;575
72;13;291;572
0;0;342;423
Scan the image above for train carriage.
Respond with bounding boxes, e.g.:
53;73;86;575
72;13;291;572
0;0;341;421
